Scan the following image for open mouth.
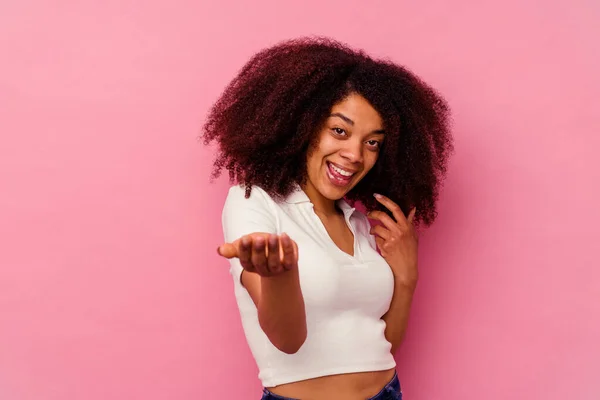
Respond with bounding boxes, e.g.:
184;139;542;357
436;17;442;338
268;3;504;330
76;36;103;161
326;162;357;187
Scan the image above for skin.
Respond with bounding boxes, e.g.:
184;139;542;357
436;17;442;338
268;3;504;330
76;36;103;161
218;93;419;400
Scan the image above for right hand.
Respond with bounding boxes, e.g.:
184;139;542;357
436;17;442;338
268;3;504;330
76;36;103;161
217;232;298;277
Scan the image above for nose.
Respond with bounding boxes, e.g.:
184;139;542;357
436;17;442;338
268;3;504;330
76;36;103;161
339;139;363;164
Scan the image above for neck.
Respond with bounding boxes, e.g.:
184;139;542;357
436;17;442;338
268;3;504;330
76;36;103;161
301;181;339;217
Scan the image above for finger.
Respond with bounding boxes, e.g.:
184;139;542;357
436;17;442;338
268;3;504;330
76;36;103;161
280;233;297;271
267;234;282;273
217;242;237;259
375;236;386;255
373;193;407;226
368;210;400;232
370;224;391;240
238;236;255;272
251;236;269;275
407;207;417;225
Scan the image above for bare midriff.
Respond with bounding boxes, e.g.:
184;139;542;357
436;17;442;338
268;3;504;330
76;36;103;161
267;368;396;400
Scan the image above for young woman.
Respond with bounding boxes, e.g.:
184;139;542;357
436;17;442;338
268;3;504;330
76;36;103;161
202;37;453;400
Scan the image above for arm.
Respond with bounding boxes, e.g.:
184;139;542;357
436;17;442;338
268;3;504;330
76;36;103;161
220;187;307;354
242;257;306;354
222;234;307;354
382;277;416;353
368;193;420;354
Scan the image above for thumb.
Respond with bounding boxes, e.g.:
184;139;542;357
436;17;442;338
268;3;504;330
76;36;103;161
217;242;238;259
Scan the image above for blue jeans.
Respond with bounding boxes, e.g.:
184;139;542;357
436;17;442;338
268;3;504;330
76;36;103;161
260;372;402;399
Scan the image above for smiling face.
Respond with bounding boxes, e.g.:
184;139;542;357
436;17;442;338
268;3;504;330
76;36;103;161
304;92;385;207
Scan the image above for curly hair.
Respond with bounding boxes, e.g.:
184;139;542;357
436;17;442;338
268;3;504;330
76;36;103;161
202;37;453;226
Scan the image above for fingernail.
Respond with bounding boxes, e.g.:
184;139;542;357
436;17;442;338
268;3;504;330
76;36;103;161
373;193;382;198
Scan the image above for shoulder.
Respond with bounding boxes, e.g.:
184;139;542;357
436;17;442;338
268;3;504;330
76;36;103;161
222;184;280;218
221;184;279;239
224;184;274;206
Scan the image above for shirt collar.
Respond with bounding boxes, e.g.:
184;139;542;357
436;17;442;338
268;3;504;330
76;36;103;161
285;184;356;217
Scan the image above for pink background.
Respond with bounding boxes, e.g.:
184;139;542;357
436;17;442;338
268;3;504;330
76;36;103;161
1;1;599;399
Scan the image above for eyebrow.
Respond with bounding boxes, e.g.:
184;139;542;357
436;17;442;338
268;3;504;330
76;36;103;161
329;112;385;134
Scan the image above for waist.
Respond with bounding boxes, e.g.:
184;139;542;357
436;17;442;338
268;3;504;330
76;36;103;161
266;368;397;400
249;318;395;387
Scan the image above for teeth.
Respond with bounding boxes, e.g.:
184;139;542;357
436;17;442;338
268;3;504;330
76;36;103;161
330;163;354;177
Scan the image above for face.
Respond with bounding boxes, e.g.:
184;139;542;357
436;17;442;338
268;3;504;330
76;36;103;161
304;92;385;203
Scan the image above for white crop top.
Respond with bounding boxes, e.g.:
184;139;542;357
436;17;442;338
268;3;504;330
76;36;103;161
222;184;396;387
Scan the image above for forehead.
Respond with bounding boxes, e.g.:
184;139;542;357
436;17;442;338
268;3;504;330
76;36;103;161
329;93;383;128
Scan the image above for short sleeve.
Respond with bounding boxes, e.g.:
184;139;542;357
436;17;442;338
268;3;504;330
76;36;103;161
221;185;278;283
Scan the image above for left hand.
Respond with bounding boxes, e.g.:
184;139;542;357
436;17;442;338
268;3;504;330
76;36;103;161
367;193;419;289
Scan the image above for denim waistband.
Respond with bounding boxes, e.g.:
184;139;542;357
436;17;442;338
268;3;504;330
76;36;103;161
261;371;402;400
367;370;402;399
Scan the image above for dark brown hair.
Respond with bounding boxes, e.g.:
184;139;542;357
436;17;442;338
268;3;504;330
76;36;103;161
202;37;453;226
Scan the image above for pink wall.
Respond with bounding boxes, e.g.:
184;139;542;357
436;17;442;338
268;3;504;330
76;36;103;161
1;1;598;399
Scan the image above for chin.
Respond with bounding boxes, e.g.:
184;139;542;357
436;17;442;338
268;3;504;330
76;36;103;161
319;180;354;200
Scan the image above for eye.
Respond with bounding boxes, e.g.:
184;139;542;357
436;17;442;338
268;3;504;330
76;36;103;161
331;127;347;136
366;139;381;149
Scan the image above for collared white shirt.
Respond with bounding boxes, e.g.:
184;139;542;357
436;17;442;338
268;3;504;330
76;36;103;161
222;184;396;387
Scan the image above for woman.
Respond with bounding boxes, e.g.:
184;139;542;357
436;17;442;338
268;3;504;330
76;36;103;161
202;37;453;399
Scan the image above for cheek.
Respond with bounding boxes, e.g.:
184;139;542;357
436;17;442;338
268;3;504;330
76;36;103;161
313;134;338;155
307;139;334;168
362;152;379;174
305;151;323;178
